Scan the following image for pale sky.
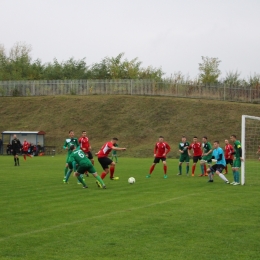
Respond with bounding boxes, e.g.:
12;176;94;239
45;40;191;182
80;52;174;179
1;0;260;79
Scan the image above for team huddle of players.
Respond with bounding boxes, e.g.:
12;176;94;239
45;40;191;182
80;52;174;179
62;130;126;189
147;135;243;185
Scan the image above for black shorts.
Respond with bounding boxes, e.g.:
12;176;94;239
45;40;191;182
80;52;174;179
193;156;202;163
98;157;113;170
153;157;166;163
84;151;93;160
12;149;20;156
210;164;225;173
225;159;233;166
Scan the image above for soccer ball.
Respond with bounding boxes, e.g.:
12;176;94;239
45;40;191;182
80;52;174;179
128;177;135;184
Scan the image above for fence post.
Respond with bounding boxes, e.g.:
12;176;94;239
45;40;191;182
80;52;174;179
224;84;225;101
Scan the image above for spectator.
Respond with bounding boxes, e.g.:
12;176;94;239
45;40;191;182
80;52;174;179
6;143;12;155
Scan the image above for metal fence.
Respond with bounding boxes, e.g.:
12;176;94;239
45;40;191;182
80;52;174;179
0;79;259;103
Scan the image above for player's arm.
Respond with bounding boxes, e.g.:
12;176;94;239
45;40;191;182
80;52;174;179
178;143;183;153
188;144;192;156
112;146;126;151
237;145;243;161
63;140;68;150
153;144;157;157
165;143;171;156
75;139;80;148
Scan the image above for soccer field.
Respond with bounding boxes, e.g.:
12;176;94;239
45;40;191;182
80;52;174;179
0;156;259;260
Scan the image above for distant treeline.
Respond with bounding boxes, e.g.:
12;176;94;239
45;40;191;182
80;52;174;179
0;43;163;81
0;42;260;87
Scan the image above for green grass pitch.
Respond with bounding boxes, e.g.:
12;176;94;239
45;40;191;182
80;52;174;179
0;155;260;260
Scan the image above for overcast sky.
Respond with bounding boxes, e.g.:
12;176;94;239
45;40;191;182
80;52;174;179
1;0;259;79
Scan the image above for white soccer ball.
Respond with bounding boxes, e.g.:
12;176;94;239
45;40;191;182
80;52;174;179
128;177;135;184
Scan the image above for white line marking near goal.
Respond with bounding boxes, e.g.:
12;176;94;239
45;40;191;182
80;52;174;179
0;192;199;242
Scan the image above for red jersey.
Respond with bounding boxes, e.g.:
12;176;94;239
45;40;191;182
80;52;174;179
224;144;234;160
22;141;30;151
97;142;113;158
78;136;91;152
189;142;202;156
154;142;171;158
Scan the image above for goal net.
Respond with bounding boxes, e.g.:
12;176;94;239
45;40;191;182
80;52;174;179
241;115;260;185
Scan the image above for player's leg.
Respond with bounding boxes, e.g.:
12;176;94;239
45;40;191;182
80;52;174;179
192;156;199;176
199;160;205;176
64;162;74;183
162;159;168;178
207;166;215;182
23;151;26;161
98;157;113;180
232;159;241;185
87;164;106;188
109;161;118;180
13;151;17;166
147;158;159;178
215;165;229;183
178;161;183;175
185;155;190;175
74;166;88;188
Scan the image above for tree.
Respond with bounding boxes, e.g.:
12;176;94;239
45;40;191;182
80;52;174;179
198;56;221;85
223;70;241;87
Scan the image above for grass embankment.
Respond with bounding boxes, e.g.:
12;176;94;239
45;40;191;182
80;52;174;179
0;95;259;156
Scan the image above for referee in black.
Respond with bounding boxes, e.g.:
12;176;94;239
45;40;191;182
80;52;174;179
11;134;22;166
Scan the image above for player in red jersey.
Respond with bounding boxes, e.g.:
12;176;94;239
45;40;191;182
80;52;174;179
188;136;203;176
224;139;234;174
96;138;126;180
22;139;32;161
146;136;171;179
78;131;94;165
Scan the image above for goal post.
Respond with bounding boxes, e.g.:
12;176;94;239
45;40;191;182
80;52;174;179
241;115;260;185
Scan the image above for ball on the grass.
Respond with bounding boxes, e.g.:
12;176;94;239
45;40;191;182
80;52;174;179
128;177;135;184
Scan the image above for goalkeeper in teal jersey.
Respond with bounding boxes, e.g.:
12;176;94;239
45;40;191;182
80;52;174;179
64;145;106;189
230;135;244;185
63;130;80;182
207;141;230;184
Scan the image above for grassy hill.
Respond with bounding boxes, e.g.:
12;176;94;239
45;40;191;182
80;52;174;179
0;95;259;157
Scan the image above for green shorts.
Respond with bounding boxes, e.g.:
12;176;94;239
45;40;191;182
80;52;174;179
179;154;190;163
202;156;212;163
233;158;241;168
77;162;96;174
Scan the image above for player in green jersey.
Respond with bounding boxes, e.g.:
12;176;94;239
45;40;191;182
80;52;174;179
200;136;213;177
177;136;190;175
62;130;80;183
111;143;119;163
230;135;244;185
65;145;106;189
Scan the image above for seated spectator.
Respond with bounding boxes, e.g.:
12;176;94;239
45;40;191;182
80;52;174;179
6;143;12;155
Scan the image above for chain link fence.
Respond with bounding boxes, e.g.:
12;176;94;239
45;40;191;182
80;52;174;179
0;79;259;103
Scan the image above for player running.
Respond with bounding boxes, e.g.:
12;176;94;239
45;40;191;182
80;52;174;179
200;136;212;177
146;136;171;179
224;139;234;174
11;134;22;166
96;138;126;180
22;139;33;161
62;130;79;183
230;135;244;185
207;141;230;184
188;136;203;176
177;136;190;176
64;145;106;189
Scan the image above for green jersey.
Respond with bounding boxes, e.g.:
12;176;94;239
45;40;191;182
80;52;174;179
63;137;79;155
234;140;242;158
69;148;91;165
203;142;212;154
112;143;118;155
179;142;189;155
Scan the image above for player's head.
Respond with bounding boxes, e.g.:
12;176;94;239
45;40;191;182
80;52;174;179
159;136;164;142
69;130;74;138
69;144;75;151
213;141;219;148
82;131;86;137
112;137;118;144
202;136;207;143
181;136;186;142
24;138;27;141
13;134;17;139
230;135;236;142
193;136;198;143
224;139;229;144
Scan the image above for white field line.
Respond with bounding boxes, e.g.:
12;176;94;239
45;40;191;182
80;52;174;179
0;192;199;242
